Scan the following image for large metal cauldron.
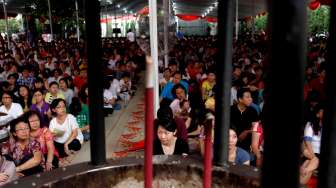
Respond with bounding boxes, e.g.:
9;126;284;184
3;155;260;188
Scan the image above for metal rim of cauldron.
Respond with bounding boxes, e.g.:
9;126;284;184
2;155;260;188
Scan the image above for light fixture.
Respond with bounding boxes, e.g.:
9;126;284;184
117;4;120;8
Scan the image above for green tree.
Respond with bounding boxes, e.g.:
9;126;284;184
0;18;22;34
307;6;330;34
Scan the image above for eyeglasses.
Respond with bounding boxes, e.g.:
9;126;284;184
15;127;30;132
2;96;11;99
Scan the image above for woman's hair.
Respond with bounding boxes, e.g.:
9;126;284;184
9;115;29;140
69;97;82;116
18;85;32;108
24;110;42;128
50;98;67;116
311;104;324;135
157;106;173;121
156;119;177;132
1;91;14;100
79;84;88;104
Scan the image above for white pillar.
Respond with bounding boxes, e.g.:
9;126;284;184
163;0;169;68
75;0;80;42
149;0;159;116
2;0;9;48
47;0;53;40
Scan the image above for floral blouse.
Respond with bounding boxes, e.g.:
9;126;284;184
1;138;43;166
31;127;59;158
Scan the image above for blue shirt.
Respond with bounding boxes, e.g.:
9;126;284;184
160;81;188;100
235;147;250;165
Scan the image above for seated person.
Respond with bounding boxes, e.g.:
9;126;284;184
153;119;189;155
0;91;23;126
228;127;250;165
26;110;59;171
44;81;65;104
69;97;90;142
49;99;83;160
0;154;17;186
2;116;43;177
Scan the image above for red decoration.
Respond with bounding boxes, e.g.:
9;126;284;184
138;6;149;15
176;14;200;21
205;17;217;23
309;0;320;10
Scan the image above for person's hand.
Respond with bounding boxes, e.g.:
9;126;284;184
0;173;9;182
16;172;24;178
45;162;53;171
64;144;71;155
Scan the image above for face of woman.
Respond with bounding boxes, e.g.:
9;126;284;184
317;109;324;120
229;129;238;150
28;115;41;131
208;73;216;82
54;101;66;116
157;126;175;146
2;93;12;106
33;91;44;103
19;87;29;98
15;122;30;140
175;88;186;100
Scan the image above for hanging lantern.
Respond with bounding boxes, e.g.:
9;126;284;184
309;0;320;10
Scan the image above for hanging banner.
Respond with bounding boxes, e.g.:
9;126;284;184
176;14;200;21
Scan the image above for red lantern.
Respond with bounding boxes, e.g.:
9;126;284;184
309;0;320;10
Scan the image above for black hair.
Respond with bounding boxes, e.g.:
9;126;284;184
122;72;131;78
49;81;59;88
157;106;173;121
69;97;82;116
7;73;19;80
24;110;42;128
1;91;14;100
34;77;44;84
311;103;324;135
50;98;67;116
155;118;177;132
18;85;32;108
172;71;182;77
237;88;251;100
171;83;187;99
9;115;29;141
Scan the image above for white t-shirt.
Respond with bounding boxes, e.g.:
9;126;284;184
304;122;321;154
0;103;23;125
61;89;74;107
104;89;117;108
127;32;135;42
49;114;84;144
108;59;117;70
109;79;120;97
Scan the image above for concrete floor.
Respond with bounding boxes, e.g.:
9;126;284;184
71;75;145;164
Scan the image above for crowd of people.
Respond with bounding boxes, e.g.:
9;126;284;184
0;34;144;185
154;33;327;186
0;27;327;186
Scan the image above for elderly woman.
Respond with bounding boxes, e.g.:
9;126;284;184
1;116;43;177
26;110;59;171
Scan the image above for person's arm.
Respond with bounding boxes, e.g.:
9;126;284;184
16;151;42;173
44;130;55;171
251;131;262;166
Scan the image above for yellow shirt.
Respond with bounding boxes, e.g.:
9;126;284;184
44;92;65;104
